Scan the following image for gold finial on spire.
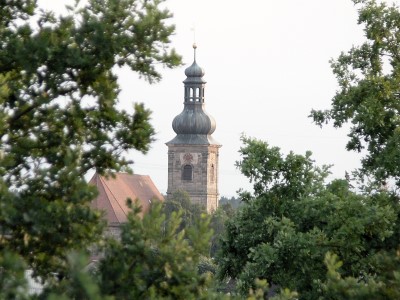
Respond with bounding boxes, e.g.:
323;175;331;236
193;43;197;61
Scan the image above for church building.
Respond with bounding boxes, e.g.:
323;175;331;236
166;45;221;212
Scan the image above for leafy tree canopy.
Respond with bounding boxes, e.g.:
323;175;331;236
97;202;217;300
0;0;181;280
218;136;399;299
219;196;242;210
310;0;400;188
163;190;234;258
38;202;294;300
163;190;205;231
220;1;400;297
320;251;400;300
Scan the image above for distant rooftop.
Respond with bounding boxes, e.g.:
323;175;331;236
89;173;164;225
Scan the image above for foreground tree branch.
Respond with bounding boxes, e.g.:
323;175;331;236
0;0;181;280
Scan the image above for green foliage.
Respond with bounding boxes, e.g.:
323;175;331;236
23;201;224;299
218;136;399;299
0;250;29;300
310;0;400;188
164;190;236;258
307;1;400;296
98;202;217;299
209;203;235;257
321;251;400;299
269;289;299;300
163;190;205;231
219;196;242;209
235;135;330;200
0;0;181;285
42;251;111;300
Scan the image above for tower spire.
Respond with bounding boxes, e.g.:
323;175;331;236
166;45;222;213
191;24;197;61
168;45;218;140
193;43;197;62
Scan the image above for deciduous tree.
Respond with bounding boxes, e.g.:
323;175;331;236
0;0;180;280
310;0;400;188
217;136;399;299
163;190;205;231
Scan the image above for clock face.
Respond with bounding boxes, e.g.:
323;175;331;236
183;153;194;163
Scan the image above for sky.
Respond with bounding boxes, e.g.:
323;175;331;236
38;0;396;197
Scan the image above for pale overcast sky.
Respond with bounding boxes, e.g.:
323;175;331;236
38;0;397;197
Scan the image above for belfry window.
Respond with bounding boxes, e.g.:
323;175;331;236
182;165;193;181
190;88;194;101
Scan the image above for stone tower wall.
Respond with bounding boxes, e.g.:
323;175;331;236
167;144;220;212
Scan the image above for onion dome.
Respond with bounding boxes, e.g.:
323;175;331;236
184;61;205;78
166;44;220;146
172;106;216;135
183;44;206;84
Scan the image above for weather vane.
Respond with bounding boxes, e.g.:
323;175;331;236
191;24;196;44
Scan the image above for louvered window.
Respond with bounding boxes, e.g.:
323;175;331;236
182;165;193;181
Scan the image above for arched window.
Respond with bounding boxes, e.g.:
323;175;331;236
182;165;193;181
190;88;194;101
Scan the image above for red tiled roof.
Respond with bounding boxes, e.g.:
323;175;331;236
89;173;164;225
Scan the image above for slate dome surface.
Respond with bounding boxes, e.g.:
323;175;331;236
172;106;216;135
184;61;205;78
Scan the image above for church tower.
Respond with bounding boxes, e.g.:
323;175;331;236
166;45;221;212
